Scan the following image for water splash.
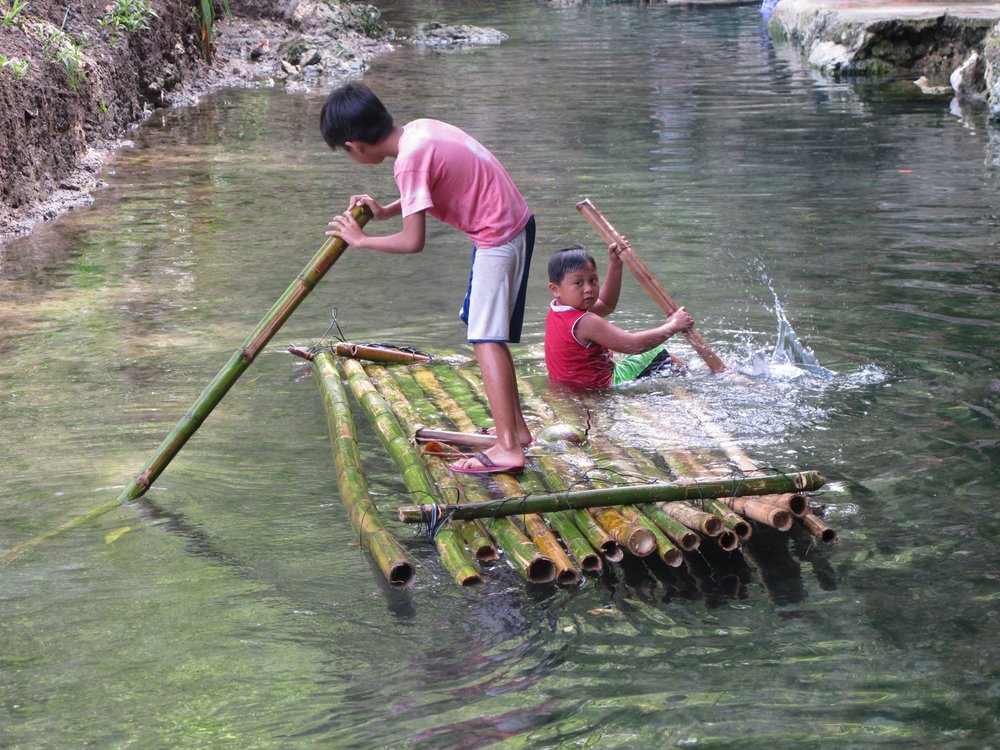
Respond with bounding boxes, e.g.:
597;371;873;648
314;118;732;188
740;275;836;381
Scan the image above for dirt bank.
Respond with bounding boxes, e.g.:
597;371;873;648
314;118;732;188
0;0;392;242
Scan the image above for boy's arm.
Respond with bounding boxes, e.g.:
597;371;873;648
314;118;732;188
589;242;624;318
576;306;693;355
327;209;426;254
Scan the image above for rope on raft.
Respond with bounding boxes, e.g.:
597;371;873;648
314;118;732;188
305;308;433;360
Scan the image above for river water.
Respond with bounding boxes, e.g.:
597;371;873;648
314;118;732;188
2;1;999;747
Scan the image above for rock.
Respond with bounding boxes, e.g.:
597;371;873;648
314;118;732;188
950;51;986;98
984;22;1000;121
914;75;951;95
768;0;1000;77
408;22;508;47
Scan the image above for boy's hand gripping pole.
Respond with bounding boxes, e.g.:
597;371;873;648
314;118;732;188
576;199;727;373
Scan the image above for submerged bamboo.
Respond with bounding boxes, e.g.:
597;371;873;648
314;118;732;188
312;351;415;587
339;357;480;586
398;471;826;522
117;205;373;503
576;199;727;373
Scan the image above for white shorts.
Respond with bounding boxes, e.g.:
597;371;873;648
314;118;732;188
460;216;535;343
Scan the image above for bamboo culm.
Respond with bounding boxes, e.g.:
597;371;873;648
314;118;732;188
117;205;372;503
313;351;415;587
339;357;480;586
398;471;826;522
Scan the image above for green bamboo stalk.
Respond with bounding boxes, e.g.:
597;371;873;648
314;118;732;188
516;470;604;575
313;351;415;587
620;506;683;566
376;364;556;583
411;367;564;583
432;365;594;581
339;357;480;586
397;471;826;522
364;364;497;563
117;205;372;504
640;503;701;551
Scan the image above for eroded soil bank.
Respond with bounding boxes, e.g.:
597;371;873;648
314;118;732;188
0;0;391;241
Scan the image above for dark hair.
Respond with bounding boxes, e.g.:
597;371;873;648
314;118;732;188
319;82;394;151
548;245;596;283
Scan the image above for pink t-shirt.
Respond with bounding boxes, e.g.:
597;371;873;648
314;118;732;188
394;119;531;248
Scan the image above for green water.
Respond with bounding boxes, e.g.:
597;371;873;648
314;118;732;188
2;1;999;746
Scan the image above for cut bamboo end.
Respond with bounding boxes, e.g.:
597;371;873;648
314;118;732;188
661;547;684;568
715;529;740;552
726;496;793;531
526;557;556;584
557;568;583;586
801;512;838;544
626;527;657;558
578;551;604;574
756;493;809;518
600;539;625;563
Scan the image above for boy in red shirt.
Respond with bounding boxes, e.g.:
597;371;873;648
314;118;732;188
321;83;533;474
545;244;693;390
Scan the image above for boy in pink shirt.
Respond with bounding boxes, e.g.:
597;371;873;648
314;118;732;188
321;83;534;474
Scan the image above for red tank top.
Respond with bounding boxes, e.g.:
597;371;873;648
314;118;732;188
544;302;613;389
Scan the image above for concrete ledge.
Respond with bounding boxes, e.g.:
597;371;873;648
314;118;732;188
767;0;1000;121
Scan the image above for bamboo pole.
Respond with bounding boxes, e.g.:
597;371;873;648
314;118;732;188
382;365;555;583
724;496;793;531
312;351;415;587
658;502;724;537
117;205;373;503
338;357;480;586
413;367;566;584
505;370;626;564
415;428;496;450
640;503;701;552
398;471;825;522
755;493;809;518
800;512;838;544
331;341;431;364
362;364;498;563
576;199;727;373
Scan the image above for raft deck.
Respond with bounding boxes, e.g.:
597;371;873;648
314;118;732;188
295;341;835;592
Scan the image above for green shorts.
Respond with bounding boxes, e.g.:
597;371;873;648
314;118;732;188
611;345;670;386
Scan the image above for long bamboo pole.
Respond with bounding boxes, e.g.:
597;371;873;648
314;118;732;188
576;199;727;373
312;351;415;587
117;205;373;504
408;367;560;584
427;364;591;583
364;364;498;563
383;365;556;583
339;357;480;586
398;471;825;522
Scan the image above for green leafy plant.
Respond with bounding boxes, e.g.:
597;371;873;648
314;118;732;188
195;0;231;64
0;54;30;79
99;0;158;36
2;0;29;27
36;22;86;90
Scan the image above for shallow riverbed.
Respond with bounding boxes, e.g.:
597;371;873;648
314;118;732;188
2;1;998;746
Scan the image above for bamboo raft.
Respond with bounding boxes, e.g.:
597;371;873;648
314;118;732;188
289;341;835;592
